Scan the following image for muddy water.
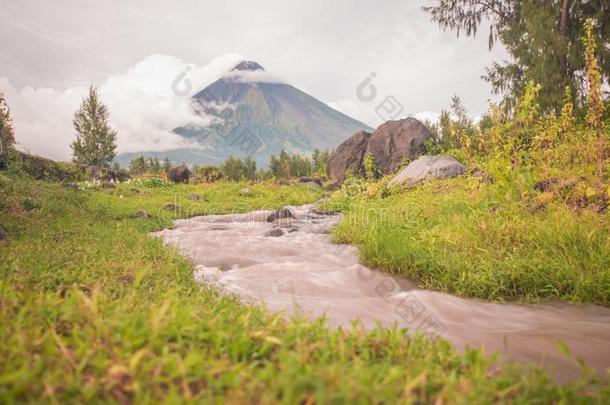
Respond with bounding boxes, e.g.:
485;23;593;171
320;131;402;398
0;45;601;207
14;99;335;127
154;205;610;380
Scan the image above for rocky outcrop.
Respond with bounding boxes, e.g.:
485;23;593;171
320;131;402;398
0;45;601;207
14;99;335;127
326;130;371;182
387;155;466;187
167;165;190;183
327;118;433;183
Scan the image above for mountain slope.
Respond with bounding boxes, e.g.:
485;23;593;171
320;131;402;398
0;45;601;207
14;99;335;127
118;61;372;167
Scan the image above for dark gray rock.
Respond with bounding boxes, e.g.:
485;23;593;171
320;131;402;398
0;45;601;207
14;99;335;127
387;155;466;187
265;228;285;237
186;193;201;201
167;165;190;183
267;208;295;223
326;130;371;183
131;210;151;219
102;182;115;189
164;203;177;210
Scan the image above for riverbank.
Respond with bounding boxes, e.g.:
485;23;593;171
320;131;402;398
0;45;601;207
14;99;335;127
1;173;609;402
322;175;610;306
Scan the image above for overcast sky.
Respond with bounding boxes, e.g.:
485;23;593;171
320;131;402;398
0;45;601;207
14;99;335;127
0;0;508;160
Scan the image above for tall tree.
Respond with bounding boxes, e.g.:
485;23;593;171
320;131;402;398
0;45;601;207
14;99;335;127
128;156;148;174
0;91;15;168
423;0;610;111
71;86;117;167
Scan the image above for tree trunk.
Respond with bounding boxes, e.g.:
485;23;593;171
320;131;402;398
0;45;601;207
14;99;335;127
560;0;570;36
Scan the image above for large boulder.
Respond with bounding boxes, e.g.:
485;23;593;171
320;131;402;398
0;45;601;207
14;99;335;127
327;130;371;183
387;155;466;187
167;165;191;183
327;118;433;183
365;118;433;174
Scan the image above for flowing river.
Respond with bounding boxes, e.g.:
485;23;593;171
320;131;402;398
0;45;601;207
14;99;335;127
153;205;610;381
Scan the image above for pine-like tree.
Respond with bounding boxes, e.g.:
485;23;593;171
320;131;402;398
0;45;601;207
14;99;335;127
71;86;117;167
423;0;610;111
163;156;171;174
0;91;15;168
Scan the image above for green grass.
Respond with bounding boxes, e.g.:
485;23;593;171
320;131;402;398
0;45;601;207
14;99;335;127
1;172;609;403
327;176;610;306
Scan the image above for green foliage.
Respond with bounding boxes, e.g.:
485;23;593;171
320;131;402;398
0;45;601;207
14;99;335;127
71;86;117;168
220;156;257;181
423;0;610;111
0;91;15;169
192;165;224;183
583;18;606;130
268;149;326;179
363;153;378;180
128;155;147;175
311;148;330;177
138;178;170;188
332;177;610;306
162;156;171;174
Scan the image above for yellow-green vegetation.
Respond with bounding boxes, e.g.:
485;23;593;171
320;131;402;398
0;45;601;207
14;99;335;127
2;173;609;403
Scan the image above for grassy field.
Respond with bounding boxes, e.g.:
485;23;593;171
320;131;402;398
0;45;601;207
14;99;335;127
1;172;609;403
323;174;610;306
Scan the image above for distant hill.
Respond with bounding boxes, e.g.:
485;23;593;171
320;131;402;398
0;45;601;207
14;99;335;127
117;61;372;167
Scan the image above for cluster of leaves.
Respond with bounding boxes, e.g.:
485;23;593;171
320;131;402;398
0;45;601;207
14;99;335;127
424;1;610;112
220;156;257;181
268;148;330;179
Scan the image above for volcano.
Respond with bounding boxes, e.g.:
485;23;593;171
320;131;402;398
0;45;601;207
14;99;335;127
118;60;373;167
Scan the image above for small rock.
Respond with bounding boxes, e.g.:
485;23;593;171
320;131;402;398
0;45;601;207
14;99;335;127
267;208;295;222
102;182;115;189
164;203;177;210
265;228;285;237
288;228;298;233
130;188;140;194
131;211;151;219
186;193;201;201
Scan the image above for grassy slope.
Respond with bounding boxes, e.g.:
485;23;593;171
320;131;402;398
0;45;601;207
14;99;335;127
1;173;609;403
326;176;610;306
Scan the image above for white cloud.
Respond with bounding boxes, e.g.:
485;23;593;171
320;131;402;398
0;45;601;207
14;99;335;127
2;53;245;161
221;69;289;85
